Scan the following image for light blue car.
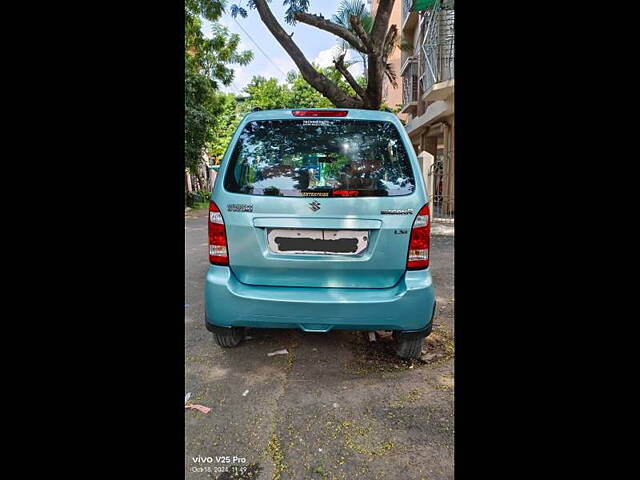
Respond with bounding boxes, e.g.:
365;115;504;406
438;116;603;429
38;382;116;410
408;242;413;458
204;109;435;359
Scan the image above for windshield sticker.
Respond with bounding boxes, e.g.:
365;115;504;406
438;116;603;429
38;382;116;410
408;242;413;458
301;191;329;197
302;120;332;127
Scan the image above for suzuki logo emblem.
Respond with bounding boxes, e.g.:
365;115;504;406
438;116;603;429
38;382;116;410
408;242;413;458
309;201;321;212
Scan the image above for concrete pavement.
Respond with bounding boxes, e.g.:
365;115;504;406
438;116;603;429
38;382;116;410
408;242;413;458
185;209;454;480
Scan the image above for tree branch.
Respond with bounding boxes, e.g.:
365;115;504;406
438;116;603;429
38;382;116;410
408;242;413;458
370;0;396;50
382;25;398;60
382;24;399;88
384;62;398;89
252;0;363;108
293;12;368;54
334;53;366;100
349;14;376;54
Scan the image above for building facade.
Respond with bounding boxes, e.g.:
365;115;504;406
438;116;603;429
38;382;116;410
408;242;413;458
370;0;404;115
399;0;454;220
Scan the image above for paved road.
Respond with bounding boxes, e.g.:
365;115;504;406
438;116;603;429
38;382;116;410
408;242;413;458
185;208;454;480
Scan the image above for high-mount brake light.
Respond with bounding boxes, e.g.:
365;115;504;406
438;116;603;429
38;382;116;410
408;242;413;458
332;190;359;197
292;110;348;117
208;201;229;265
406;204;430;270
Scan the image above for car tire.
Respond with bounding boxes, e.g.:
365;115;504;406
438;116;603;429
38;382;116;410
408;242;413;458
393;333;424;359
213;327;245;348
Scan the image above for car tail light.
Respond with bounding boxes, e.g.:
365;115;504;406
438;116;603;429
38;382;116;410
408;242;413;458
407;204;430;270
208;201;228;265
292;110;348;117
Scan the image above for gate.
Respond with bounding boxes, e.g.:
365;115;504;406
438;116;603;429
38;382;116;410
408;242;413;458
428;149;454;222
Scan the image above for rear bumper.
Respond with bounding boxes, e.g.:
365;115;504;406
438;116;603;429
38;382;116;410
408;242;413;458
204;265;435;332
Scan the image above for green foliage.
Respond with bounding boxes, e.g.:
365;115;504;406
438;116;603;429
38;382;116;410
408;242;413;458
321;155;350;180
186;185;213;208
241;66;363;112
231;1;311;24
332;0;373;50
185;68;217;173
332;1;372;80
193;23;253;89
332;0;372;32
319;64;364;97
207;92;243;160
283;0;310;24
287;71;333;108
243;76;291;110
185;0;252;175
186;0;227;23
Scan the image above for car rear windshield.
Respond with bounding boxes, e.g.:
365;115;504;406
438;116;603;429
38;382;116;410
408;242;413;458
223;119;415;197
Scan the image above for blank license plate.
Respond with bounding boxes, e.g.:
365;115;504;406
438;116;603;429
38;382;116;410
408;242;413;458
267;229;368;255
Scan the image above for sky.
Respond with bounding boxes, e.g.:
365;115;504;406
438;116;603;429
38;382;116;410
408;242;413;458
201;0;368;95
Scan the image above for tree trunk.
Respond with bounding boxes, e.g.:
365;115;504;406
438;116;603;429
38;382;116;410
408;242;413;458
365;56;384;109
185;171;193;193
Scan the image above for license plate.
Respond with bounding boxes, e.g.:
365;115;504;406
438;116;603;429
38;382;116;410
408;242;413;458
267;229;368;255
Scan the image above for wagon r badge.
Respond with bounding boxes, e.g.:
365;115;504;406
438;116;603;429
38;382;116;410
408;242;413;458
381;209;413;215
309;201;321;212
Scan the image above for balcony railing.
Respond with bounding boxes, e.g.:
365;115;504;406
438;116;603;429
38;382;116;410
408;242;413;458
401;57;419;112
402;0;413;25
419;6;455;95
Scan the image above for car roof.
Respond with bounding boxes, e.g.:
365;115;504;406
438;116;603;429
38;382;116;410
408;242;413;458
241;108;400;123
